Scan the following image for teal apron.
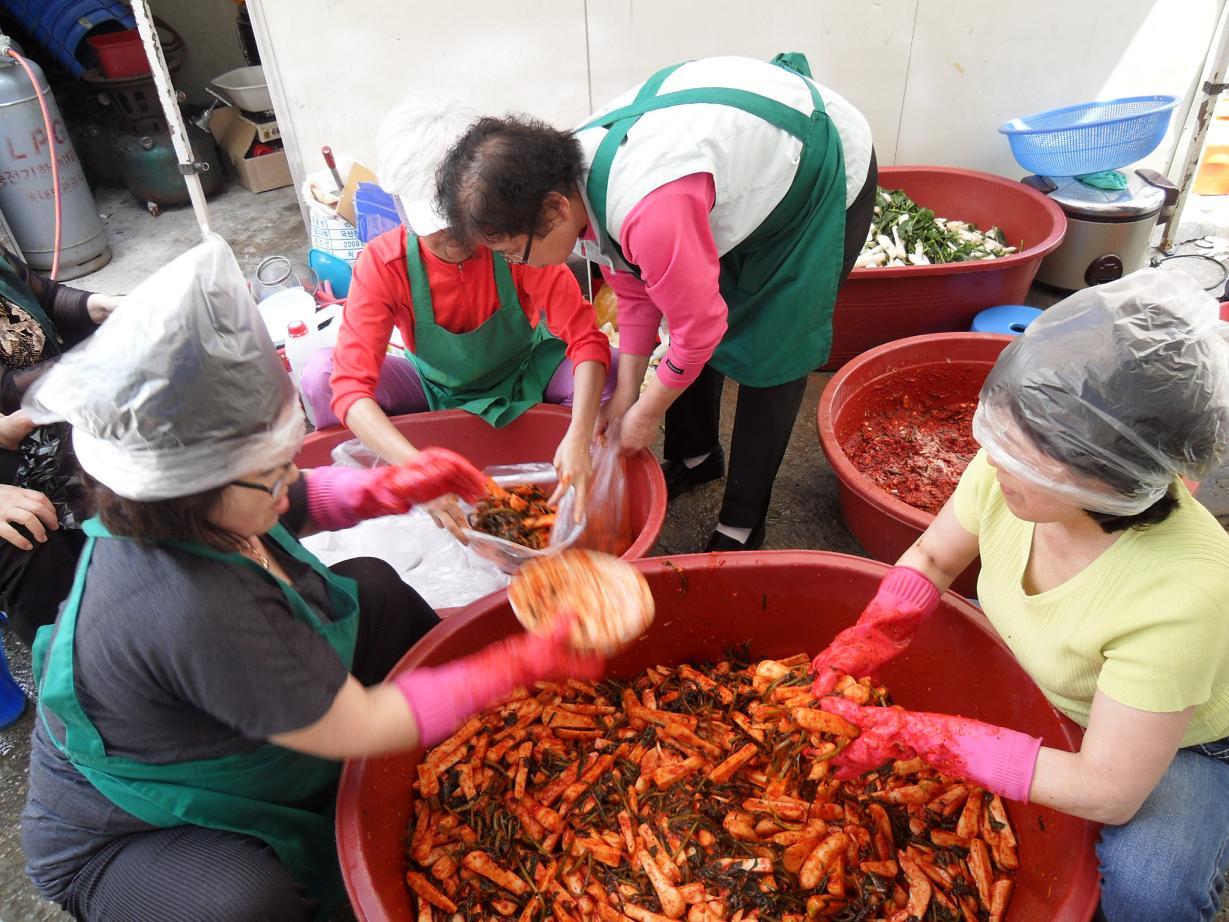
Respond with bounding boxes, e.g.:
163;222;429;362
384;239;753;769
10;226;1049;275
32;518;361;919
582;52;847;387
404;234;567;427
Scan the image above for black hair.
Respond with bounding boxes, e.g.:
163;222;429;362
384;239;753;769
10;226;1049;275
1084;484;1180;533
85;473;243;552
436;115;584;244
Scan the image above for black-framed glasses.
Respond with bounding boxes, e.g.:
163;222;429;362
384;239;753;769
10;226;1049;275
230;462;294;499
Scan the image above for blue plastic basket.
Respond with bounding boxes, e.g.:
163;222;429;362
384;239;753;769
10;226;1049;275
999;95;1178;176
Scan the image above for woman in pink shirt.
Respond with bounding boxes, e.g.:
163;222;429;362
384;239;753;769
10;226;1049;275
436;54;875;550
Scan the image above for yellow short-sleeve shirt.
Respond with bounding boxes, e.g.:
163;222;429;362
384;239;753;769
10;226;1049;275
952;451;1229;746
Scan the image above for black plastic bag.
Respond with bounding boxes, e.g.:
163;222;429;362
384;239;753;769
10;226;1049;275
15;423;82;529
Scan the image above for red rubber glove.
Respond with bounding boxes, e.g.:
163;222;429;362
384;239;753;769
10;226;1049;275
810;566;940;696
393;619;606;748
305;448;487;531
819;696;1042;802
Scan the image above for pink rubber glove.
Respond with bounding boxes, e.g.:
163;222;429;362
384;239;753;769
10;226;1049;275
393;619;607;748
306;448;487;531
810;566;940;696
819;696;1042;802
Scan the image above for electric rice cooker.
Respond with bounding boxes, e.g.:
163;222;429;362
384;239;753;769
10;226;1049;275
1024;169;1178;290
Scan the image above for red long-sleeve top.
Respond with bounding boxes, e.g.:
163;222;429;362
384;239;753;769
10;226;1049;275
329;228;610;424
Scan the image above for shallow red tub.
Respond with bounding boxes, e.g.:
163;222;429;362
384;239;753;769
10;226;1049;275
818;333;1012;598
336;551;1099;922
296;404;667;563
825;165;1064;368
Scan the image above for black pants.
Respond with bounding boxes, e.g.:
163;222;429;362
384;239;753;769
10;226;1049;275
334;555;440;685
0;526;86;646
663;150;879;529
61;556;436;921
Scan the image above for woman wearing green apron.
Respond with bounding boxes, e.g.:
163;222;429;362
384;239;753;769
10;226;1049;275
300;97;616;533
19;236;604;921
437;54;877;551
0;248;120;645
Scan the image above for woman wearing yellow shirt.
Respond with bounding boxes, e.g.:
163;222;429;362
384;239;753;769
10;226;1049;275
810;270;1229;922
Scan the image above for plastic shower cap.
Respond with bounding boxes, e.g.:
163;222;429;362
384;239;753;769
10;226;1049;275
23;233;305;501
972;268;1229;515
376;95;478;236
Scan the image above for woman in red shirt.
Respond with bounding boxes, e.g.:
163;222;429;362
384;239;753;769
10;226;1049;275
301;99;614;525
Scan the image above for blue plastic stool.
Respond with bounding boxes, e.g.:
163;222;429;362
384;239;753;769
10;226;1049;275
0;632;27;729
971;305;1042;336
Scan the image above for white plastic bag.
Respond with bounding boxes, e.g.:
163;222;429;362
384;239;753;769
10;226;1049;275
24;233;304;501
299;506;508;609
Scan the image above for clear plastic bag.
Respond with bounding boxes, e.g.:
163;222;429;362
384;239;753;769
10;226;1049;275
331;437;386;469
973;268;1229;514
328;441;588;575
580;421;633;555
459;463;585;575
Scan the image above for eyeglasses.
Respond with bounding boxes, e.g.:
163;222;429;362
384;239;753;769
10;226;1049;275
230;462;294;499
502;233;535;265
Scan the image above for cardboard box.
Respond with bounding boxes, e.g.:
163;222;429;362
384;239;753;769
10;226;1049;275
210;107;291;193
336;161;378;225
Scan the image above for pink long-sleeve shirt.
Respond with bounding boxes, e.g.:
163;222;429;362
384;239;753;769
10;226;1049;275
598;173;727;389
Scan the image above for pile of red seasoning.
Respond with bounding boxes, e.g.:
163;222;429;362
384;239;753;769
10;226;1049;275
842;399;979;515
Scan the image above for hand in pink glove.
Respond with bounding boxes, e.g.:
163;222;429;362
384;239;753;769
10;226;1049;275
393;616;606;748
819;696;1042;802
810;566;940;696
306;447;487;531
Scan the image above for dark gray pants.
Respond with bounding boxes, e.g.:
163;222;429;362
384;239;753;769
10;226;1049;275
66;826;315;922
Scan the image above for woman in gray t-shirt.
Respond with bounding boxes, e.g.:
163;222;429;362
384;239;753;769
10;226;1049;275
20;236;602;921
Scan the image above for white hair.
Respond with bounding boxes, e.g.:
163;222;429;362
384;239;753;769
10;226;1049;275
375;96;478;236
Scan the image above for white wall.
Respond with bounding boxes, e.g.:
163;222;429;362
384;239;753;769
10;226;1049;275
248;0;1225;210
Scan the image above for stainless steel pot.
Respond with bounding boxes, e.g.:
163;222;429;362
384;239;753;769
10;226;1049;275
1027;170;1178;290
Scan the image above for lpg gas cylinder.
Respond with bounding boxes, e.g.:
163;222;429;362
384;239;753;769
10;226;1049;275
0;51;110;278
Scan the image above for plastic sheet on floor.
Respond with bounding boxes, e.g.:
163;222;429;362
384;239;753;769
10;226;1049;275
300;508;508;610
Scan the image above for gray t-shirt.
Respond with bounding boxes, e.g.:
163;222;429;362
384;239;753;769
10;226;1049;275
21;526;349;904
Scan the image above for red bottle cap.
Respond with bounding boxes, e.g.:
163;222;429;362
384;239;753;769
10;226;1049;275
287;320;309;337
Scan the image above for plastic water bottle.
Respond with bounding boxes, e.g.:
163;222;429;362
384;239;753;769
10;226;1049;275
284;320;318;427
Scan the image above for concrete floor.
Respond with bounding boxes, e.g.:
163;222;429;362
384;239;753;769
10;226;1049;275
68;183;308;296
0;183;1227;920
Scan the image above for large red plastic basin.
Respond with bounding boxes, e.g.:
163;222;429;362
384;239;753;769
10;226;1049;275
818;333;1012;598
335;551;1099;922
826;165;1065;368
295;405;667;563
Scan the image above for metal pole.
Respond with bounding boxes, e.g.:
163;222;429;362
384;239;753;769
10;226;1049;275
1161;3;1229;252
129;0;212;236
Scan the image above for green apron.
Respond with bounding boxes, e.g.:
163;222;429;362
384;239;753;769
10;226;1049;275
582;52;847;387
32;518;361;919
404;234;567;427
